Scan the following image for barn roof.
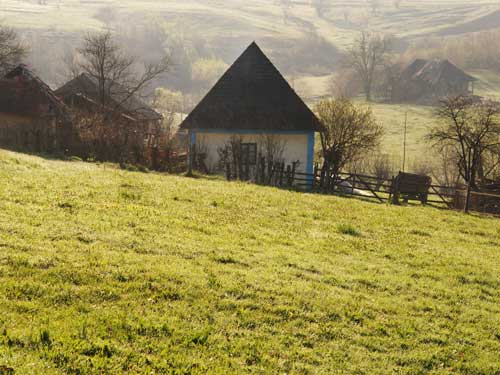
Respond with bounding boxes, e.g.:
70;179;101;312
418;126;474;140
180;42;322;132
0;65;69;119
402;59;476;85
55;73;162;121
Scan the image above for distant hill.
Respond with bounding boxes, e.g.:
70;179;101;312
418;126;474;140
3;0;500;93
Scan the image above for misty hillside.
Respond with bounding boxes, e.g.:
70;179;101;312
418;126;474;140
3;0;500;98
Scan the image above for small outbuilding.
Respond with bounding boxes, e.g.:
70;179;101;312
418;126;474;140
0;65;72;153
179;42;322;178
55;73;164;166
392;59;477;105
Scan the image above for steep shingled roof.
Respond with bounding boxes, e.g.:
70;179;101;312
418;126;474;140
0;65;69;119
55;73;162;121
180;42;322;132
402;59;476;85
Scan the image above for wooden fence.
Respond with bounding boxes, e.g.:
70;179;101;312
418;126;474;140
454;189;500;215
224;159;500;214
300;168;454;207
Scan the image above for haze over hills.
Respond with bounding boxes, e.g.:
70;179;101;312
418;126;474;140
3;0;500;96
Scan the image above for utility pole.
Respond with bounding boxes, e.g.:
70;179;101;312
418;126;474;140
464;151;472;214
402;110;408;172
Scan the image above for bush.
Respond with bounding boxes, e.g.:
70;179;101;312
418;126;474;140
337;224;361;237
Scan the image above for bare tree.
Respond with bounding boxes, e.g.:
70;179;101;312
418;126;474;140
76;31;170;109
0;26;28;75
311;0;330;19
346;31;392;101
329;69;361;99
372;153;392;181
258;134;286;164
62;49;82;81
218;136;244;179
66;31;170;164
316;98;384;175
151;88;184;171
432;146;461;189
375;62;403;103
427;96;500;190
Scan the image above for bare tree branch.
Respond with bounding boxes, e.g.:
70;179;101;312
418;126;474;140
345;31;392;101
427;95;500;188
316;98;384;175
0;25;28;75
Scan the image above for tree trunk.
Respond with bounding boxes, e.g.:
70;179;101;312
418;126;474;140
365;84;372;101
464;180;472;214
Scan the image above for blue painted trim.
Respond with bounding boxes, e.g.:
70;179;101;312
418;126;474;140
191;128;312;135
190;130;197;146
306;131;315;190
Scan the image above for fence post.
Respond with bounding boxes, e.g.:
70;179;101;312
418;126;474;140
187;143;195;176
237;154;243;181
226;161;231;181
286;165;292;186
320;164;326;190
312;163;318;190
267;160;273;185
392;176;401;205
279;162;285;186
244;158;250;181
291;162;297;187
327;169;333;193
255;153;261;183
262;157;266;184
464;181;472;214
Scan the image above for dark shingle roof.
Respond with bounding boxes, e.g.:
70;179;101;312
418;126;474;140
0;65;69;120
402;59;476;85
55;73;162;121
180;42;322;132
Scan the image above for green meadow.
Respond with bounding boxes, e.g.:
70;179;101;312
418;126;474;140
0;150;499;374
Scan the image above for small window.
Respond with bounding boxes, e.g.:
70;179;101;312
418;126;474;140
241;143;257;165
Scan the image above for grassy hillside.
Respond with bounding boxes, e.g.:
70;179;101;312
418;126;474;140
2;0;499;46
0;150;499;374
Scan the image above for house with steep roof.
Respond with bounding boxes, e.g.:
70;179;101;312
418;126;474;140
179;42;322;178
55;73;162;124
55;73;165;166
393;59;477;104
0;65;73;153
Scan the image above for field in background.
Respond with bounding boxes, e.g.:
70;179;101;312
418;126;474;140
3;0;500;173
2;0;499;46
366;102;436;170
0;150;500;374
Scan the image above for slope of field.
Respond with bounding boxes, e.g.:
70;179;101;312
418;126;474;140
470;68;500;101
369;102;437;169
0;150;499;374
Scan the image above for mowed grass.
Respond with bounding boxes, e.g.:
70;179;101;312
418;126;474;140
1;150;500;374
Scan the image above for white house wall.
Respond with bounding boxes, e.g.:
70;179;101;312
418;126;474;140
191;130;314;175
